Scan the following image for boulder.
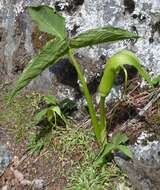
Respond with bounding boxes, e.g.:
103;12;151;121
0;0;160;97
115;131;160;190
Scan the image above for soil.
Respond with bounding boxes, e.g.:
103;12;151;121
0;87;76;190
0;78;160;190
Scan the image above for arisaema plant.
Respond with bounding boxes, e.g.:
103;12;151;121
9;5;158;165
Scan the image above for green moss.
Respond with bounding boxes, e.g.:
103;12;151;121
0;89;42;142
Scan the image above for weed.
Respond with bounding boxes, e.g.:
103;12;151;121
65;163;125;190
35;95;77;128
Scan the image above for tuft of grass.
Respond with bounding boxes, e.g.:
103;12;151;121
65;163;125;190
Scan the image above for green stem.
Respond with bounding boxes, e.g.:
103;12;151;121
68;48;100;142
121;66;128;98
99;96;107;143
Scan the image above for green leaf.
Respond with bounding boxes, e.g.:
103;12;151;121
44;95;57;105
99;143;115;158
152;74;160;85
59;98;77;115
50;106;62;118
112;132;129;145
95;143;115;166
50;106;67;124
70;26;139;48
27;5;67;40
99;50;153;97
47;109;54;123
116;145;133;159
9;39;68;102
35;108;48;123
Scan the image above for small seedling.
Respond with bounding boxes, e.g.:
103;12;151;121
35;95;76;127
95;132;132;166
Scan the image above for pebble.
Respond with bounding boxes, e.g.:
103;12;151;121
1;185;8;190
32;179;44;189
0;144;12;176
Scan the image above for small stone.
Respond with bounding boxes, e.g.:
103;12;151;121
13;169;24;182
117;183;131;190
21;179;32;186
32;179;44;189
0;144;12;176
12;168;32;186
2;185;8;190
12;156;19;167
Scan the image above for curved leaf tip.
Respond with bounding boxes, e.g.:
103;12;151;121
99;49;153;97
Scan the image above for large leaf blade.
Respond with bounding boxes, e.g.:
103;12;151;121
99;50;153;97
9;39;68;102
28;5;67;40
70;26;139;48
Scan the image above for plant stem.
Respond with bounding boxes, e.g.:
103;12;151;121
68;48;100;142
99;96;107;143
121;66;128;98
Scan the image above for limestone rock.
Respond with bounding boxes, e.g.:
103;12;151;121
0;0;160;96
115;132;160;190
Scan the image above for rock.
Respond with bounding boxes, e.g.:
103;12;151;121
117;183;132;190
1;0;160;97
32;179;44;189
20;179;32;186
12;168;32;186
13;169;24;182
1;185;8;190
49;58;81;99
0;144;12;176
114;132;160;190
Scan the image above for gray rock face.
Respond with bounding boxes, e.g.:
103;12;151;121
75;0;160;76
115;132;160;190
0;0;160;94
0;144;12;176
